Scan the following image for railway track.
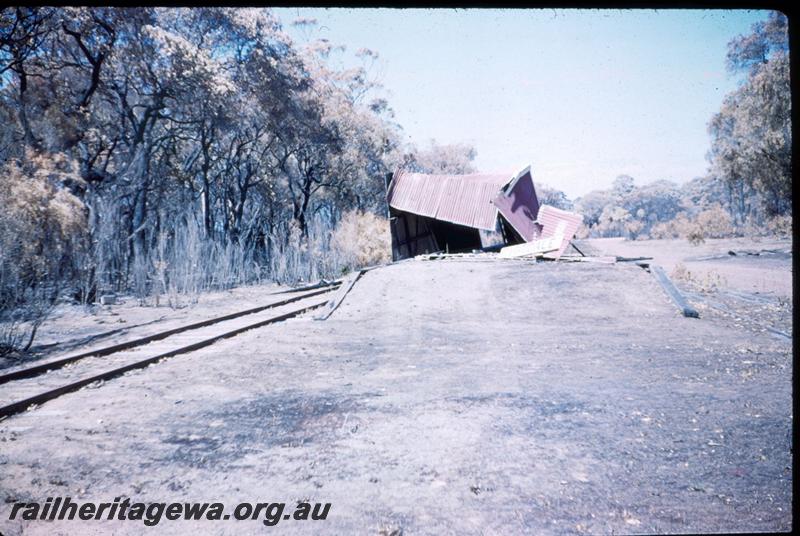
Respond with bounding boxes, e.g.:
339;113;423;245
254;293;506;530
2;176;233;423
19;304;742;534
0;283;340;420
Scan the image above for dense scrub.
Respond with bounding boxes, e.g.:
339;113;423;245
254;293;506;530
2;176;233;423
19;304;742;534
0;8;475;353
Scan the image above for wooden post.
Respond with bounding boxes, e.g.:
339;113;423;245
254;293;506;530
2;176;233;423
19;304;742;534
314;269;365;321
651;265;699;318
384;172;393;218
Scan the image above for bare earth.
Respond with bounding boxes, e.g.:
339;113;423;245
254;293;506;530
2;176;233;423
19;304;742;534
586;236;792;297
0;246;793;534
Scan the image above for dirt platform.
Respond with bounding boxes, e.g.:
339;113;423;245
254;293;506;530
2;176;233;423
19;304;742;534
0;259;792;534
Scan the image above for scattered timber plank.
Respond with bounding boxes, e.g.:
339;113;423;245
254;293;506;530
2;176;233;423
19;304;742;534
616;256;653;262
569;239;603;257
580;256;617;264
498;235;560;259
415;253;492;261
567;241;587;257
682;289;791;340
726;248;787;257
314;269;364;321
690;248;790;262
691;253;735;261
269;278;340;295
650;265;700;318
558;255;617;264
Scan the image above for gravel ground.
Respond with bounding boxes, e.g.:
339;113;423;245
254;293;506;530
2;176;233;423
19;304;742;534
0;258;792;535
587;236;792;297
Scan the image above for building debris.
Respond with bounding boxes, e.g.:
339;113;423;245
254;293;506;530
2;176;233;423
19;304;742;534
483;204;585;260
558;256;618;264
386;168;534;260
615;256;654;263
386;165;583;261
497;234;561;259
685;247;793;262
680;288;791;340
569;240;603;256
492;166;542;242
536;205;584;260
726;248;791;257
415;252;499;261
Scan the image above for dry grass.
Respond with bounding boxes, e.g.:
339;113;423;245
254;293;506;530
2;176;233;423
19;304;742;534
1;171;393;352
671;262;727;293
331;210;391;272
138;210;391;306
0;151;86;354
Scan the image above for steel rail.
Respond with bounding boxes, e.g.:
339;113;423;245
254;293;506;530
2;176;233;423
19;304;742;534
0;298;329;419
0;285;338;386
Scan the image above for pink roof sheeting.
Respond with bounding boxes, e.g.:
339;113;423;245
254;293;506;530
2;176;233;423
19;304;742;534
492;167;542;241
387;170;513;230
536;205;584;259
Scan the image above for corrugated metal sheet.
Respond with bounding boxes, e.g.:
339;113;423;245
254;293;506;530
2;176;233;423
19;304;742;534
492;167;541;241
387;170;513;230
536;205;584;259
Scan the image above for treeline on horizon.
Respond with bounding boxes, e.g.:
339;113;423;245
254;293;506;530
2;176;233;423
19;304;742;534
554;12;790;242
0;8;791;354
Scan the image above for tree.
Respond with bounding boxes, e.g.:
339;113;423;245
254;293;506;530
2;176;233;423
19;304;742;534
1;7;487;352
611;174;635;199
0;151;86;353
402;139;477;174
575;189;615;228
537;184;573;211
725;11;788;74
623;180;682;225
0;7;54;149
708;11;791;217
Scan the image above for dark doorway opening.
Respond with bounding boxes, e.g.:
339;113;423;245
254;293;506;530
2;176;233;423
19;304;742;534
429;219;483;253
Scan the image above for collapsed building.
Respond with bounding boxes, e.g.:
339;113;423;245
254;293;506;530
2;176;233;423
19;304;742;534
385;166;582;261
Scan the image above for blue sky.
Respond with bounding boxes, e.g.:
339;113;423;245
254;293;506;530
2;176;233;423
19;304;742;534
274;8;770;198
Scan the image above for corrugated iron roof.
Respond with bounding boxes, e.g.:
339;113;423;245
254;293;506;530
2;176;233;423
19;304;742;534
387;170;513;230
536;205;584;259
492;167;541;241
